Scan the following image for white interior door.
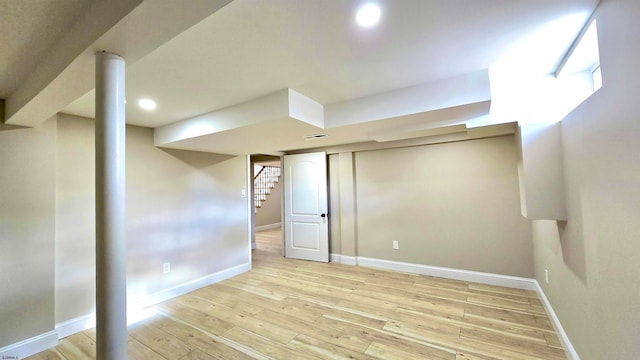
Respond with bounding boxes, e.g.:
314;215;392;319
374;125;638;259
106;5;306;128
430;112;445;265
283;152;329;262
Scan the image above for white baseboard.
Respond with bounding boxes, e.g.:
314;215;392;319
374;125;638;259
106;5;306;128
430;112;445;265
535;282;581;360
0;330;58;359
355;256;537;291
54;262;251;340
329;253;357;265
340;255;357;266
256;223;281;231
56;313;95;339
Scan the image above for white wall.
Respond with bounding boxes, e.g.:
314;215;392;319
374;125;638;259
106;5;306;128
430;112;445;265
55;114;250;323
533;0;640;358
329;135;533;277
0;117;56;348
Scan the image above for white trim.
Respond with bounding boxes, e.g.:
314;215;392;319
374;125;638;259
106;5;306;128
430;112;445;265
340;255;357;266
56;313;95;339
0;330;58;359
329;253;357;266
247;154;253;270
356;257;537;291
535;281;581;360
256;222;281;232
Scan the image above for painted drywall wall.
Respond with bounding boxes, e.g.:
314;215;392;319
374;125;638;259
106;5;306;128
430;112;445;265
337;153;357;258
354;136;533;277
255;175;282;227
517;123;567;220
0;116;56;347
55;114;249;323
328;154;342;255
533;0;640;358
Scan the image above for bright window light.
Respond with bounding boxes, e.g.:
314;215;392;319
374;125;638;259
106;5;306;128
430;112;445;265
356;4;381;27
556;19;600;78
592;65;602;91
555;18;602;95
138;98;157;111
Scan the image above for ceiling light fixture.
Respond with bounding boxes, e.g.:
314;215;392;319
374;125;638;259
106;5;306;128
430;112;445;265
138;98;157;111
356;4;381;27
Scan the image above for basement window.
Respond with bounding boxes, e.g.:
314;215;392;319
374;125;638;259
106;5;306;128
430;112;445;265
556;18;602;93
592;65;602;91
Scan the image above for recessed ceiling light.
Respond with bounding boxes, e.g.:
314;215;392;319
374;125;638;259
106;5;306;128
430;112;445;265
138;98;156;111
356;4;381;27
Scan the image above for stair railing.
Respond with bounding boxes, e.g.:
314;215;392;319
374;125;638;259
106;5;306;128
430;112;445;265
254;165;281;211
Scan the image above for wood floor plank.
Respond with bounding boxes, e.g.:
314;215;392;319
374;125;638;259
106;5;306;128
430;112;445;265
455;351;502;360
544;333;564;349
463;306;549;330
366;341;454;360
281;296;389;329
385;310;461;337
24;348;68;360
466;294;546;315
157;300;235;336
460;328;567;360
353;287;466;318
222;326;318;360
222;278;288;301
318;314;457;360
412;275;472;291
127;338;166;360
151;316;254;360
288;333;377;360
56;333;96;360
457;336;554;360
129;321;191;360
460;313;549;344
467;283;539;299
172;294;299;345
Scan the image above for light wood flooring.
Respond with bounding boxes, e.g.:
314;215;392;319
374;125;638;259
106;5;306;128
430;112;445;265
27;229;566;359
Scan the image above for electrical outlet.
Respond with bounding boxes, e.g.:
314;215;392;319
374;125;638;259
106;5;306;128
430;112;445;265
241;189;247;198
545;269;549;284
163;262;171;274
392;240;399;250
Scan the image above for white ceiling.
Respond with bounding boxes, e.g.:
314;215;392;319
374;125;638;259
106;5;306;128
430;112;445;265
3;0;599;155
0;0;87;99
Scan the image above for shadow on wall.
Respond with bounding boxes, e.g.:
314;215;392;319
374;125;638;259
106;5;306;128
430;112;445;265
559;218;588;285
160;148;235;169
0;123;25;132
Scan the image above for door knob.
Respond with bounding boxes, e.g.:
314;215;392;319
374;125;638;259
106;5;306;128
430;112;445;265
320;213;327;218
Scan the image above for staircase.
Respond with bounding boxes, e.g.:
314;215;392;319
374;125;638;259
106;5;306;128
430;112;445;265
254;165;281;212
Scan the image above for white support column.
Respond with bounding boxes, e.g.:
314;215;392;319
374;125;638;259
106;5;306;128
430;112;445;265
95;51;127;360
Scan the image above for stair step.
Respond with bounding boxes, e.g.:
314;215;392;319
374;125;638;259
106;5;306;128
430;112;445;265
254;165;281;211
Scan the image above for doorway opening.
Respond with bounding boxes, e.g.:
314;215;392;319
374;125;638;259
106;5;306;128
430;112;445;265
250;155;283;257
